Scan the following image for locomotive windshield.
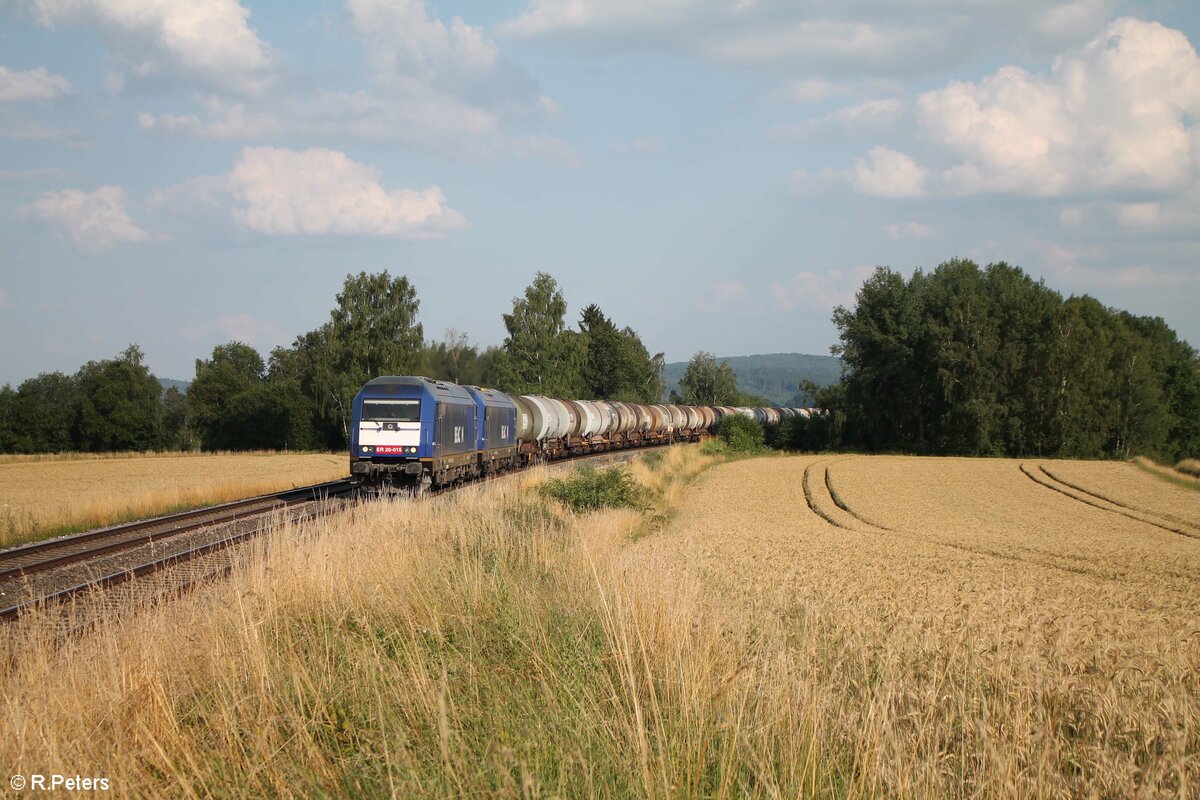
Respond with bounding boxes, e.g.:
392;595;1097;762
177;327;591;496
362;399;420;422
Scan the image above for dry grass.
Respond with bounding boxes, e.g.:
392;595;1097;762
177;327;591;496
1;448;1196;798
1176;458;1200;479
0;452;346;547
1133;456;1200;490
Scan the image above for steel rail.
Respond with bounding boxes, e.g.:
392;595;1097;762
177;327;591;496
0;479;354;583
0;482;357;622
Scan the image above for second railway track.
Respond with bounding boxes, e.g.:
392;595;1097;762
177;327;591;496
0;479;357;621
0;446;668;627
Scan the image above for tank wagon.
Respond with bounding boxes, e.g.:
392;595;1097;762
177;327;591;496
350;375;817;490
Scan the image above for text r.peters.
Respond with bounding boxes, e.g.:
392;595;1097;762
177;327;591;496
13;774;111;791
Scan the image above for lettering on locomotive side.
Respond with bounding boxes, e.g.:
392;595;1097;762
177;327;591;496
501;424;509;439
454;425;465;444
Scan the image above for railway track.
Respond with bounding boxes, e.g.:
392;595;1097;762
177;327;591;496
0;445;672;629
0;479;357;623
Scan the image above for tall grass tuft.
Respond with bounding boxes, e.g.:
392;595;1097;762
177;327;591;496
1176;458;1200;478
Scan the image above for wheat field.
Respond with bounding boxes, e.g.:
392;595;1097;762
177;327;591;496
1;448;1197;797
0;452;347;546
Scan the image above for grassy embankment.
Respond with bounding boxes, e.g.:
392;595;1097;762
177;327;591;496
0;451;345;548
1132;455;1200;490
2;447;1197;797
2;446;727;798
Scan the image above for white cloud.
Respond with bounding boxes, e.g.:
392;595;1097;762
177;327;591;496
883;221;933;239
0;121;80;141
0;65;71;102
913;18;1200;196
296;86;497;150
830;18;1200;201
222;146;466;238
348;0;545;119
779;77;848;103
500;1;1116;76
505;134;580;166
610;135;663;156
1059;206;1084;227
772;97;903;139
30;0;272;94
848;146;926;197
1053;261;1192;289
134;84;502;154
23;186;153;254
1115;203;1161;228
216;313;285;347
0;167;66;181
348;0;499;80
696;280;754;313
712;281;745;303
131;3;558;160
138;96;280;140
772;266;876;311
1108;186;1200;231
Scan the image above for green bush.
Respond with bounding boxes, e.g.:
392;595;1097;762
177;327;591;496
764;419;793;450
540;466;651;513
717;414;765;452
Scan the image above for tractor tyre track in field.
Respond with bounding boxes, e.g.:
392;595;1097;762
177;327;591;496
815;458;1122;579
1039;465;1200;533
824;462;894;532
1019;463;1200;541
802;462;854;530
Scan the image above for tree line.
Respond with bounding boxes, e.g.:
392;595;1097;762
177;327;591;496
0;271;667;453
2;259;1196;462
797;259;1200;461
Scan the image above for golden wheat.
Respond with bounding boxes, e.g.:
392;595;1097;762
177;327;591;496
661;455;1200;796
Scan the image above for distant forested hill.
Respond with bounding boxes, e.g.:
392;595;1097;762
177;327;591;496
159;378;190;394
662;353;843;405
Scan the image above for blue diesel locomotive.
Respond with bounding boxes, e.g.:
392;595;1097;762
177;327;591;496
350;376;517;490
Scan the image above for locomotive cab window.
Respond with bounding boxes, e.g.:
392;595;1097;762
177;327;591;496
362;400;420;422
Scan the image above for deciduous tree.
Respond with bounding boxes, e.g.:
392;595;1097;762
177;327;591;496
678;351;740;405
498;273;583;396
74;345;163;452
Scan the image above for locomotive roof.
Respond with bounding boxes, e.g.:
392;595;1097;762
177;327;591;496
465;385;517;409
360;375;473;401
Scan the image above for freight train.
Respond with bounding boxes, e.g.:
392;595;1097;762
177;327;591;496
349;375;813;490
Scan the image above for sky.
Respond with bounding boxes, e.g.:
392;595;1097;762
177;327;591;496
1;0;1199;385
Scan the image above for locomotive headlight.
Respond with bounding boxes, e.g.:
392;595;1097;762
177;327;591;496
361;446;373;454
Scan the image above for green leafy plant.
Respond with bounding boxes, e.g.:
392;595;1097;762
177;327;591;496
540;466;651;513
717;414;765;453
